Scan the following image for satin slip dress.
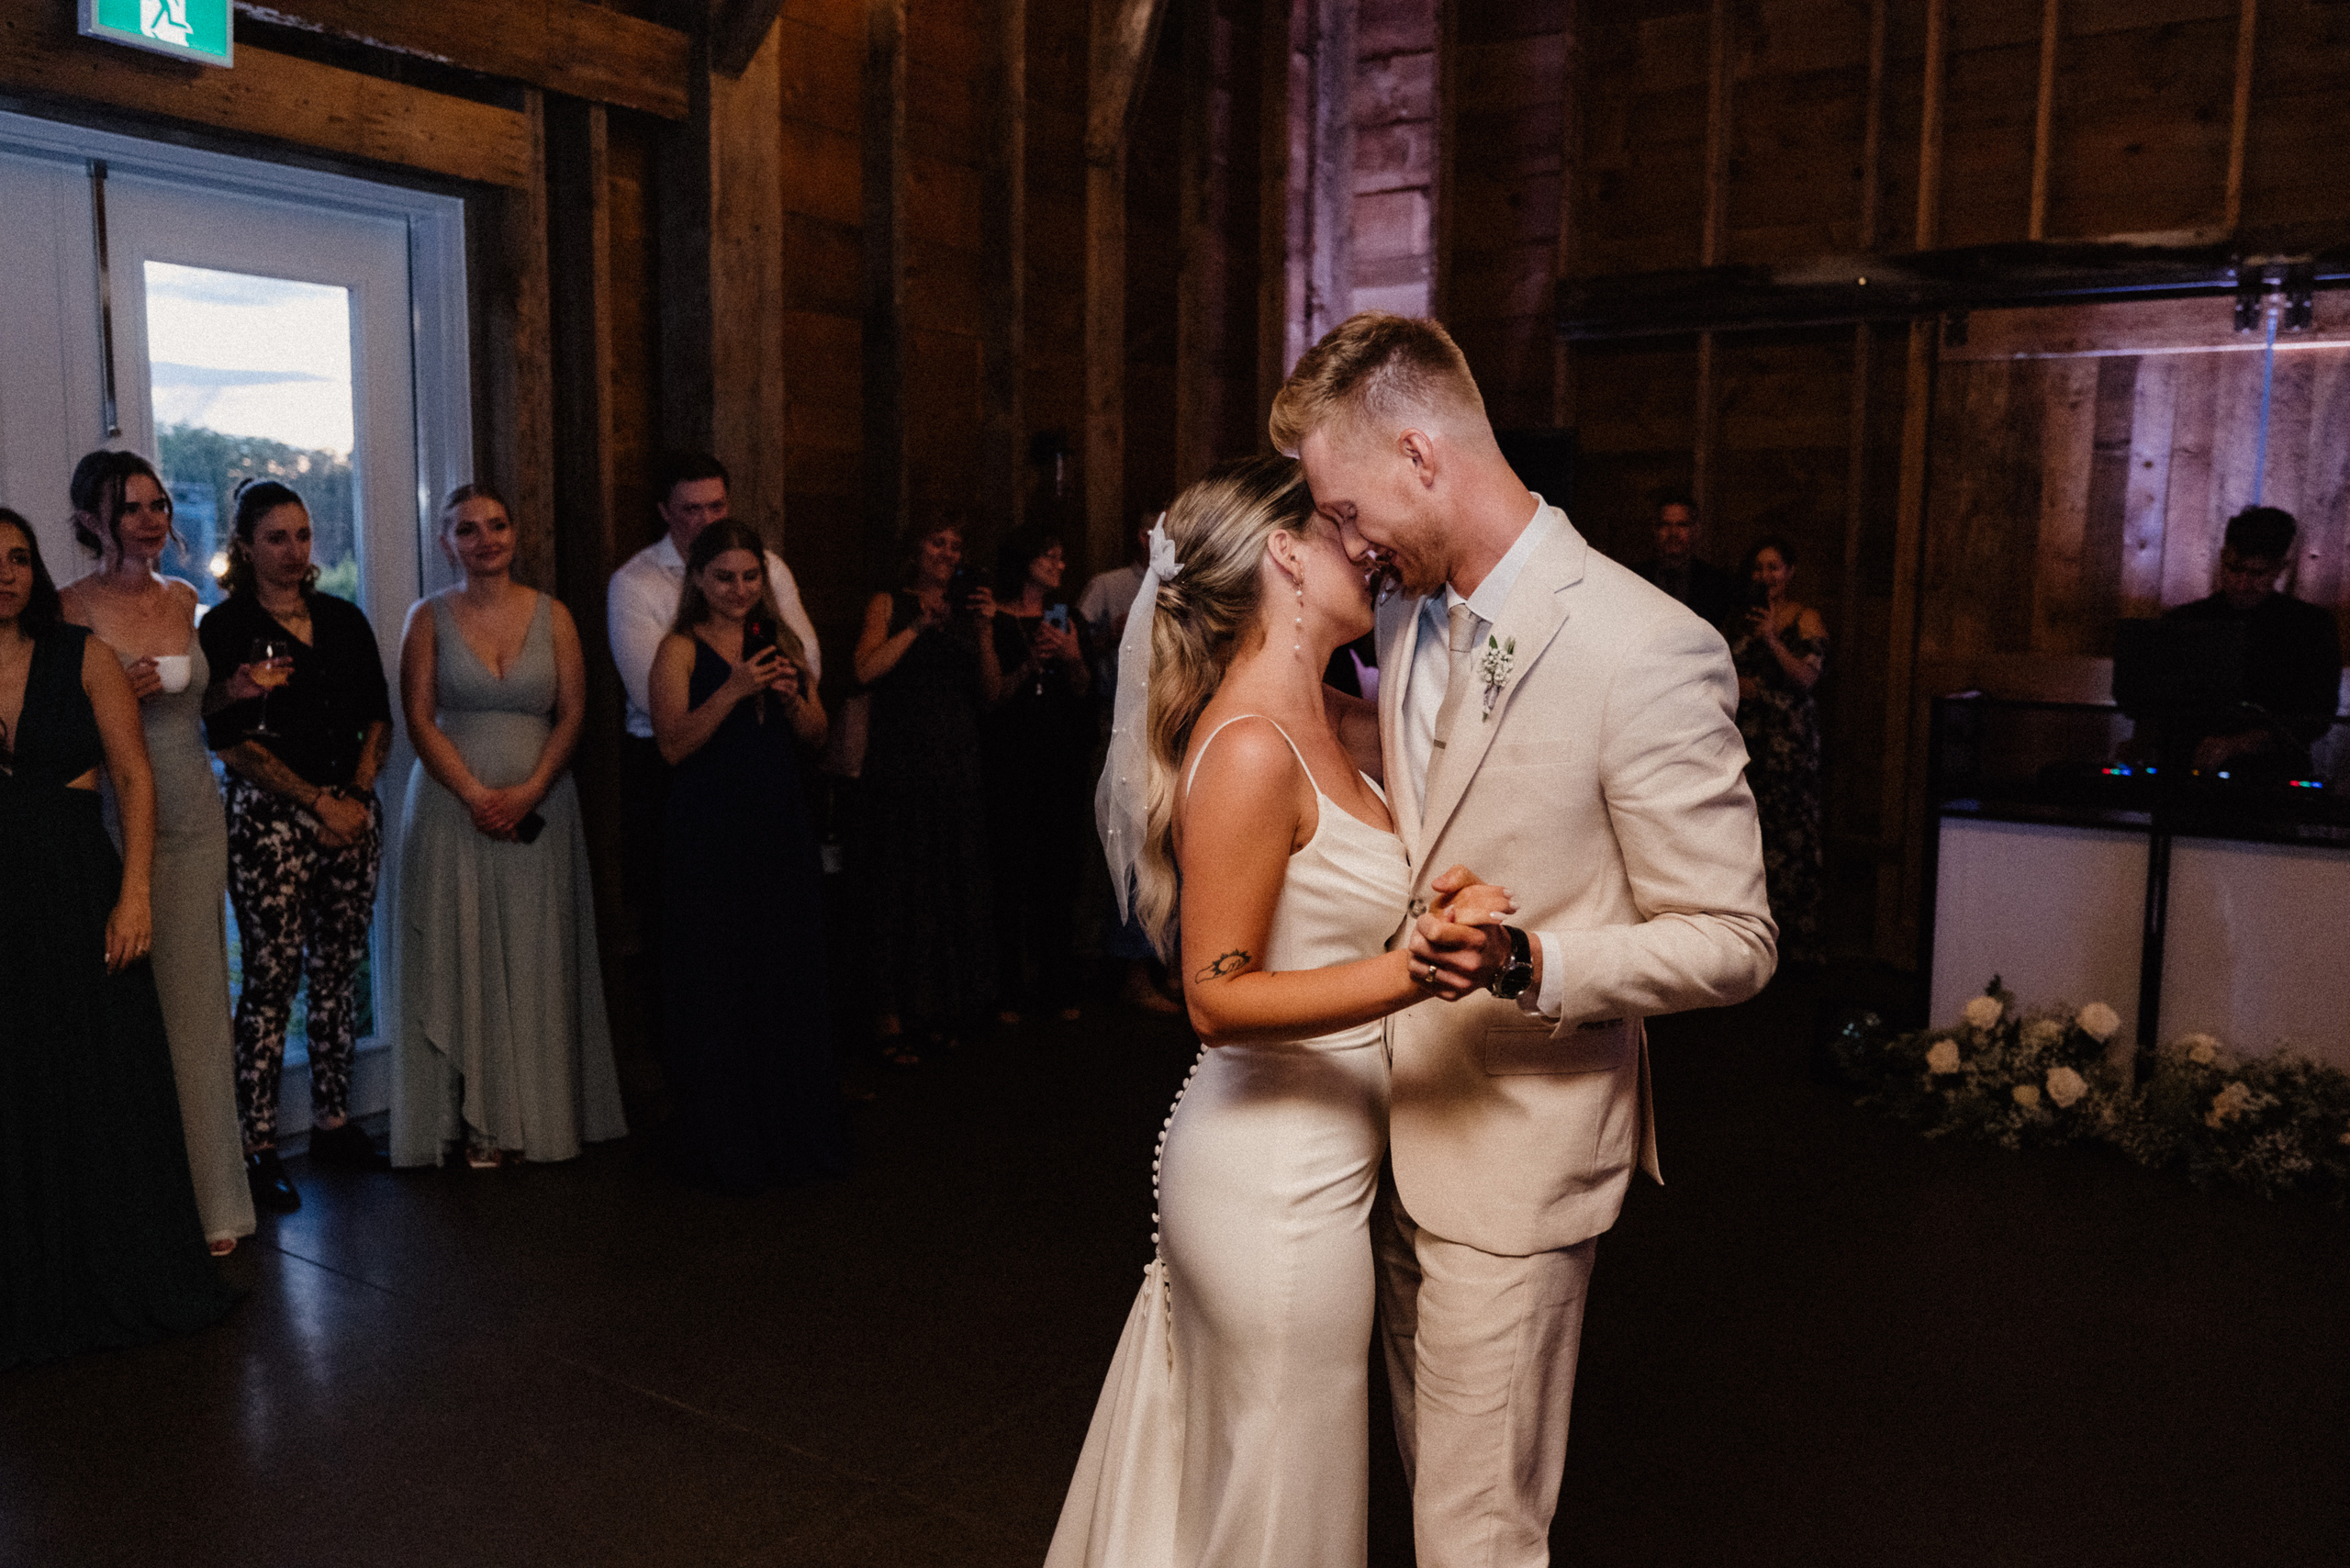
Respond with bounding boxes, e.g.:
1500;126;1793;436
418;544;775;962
1047;714;1411;1568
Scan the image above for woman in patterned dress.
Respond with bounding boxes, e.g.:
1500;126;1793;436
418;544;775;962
1729;535;1827;966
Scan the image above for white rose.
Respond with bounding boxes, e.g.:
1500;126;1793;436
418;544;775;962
1925;1038;1962;1076
2182;1034;2220;1067
2204;1081;2255;1128
1963;995;2005;1031
2076;1002;2121;1042
2045;1066;2088;1109
2022;1019;2065;1051
2012;1082;2042;1109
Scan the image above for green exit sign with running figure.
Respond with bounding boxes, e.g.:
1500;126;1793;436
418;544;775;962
80;0;234;67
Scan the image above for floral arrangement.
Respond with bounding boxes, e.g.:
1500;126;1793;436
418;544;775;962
1477;634;1515;719
1830;978;2350;1204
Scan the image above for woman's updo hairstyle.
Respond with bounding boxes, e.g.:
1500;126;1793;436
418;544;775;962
68;448;180;562
1131;453;1314;950
218;477;316;599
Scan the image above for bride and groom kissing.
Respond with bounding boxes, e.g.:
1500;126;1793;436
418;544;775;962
1049;312;1777;1568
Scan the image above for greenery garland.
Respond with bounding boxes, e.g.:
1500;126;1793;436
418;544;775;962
1829;978;2350;1204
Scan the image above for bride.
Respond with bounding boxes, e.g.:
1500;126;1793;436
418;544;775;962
1050;455;1506;1566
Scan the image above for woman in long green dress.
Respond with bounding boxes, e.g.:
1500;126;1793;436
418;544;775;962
1;509;235;1367
389;486;625;1169
58;450;254;1256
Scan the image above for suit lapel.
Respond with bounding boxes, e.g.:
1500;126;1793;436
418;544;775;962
1417;510;1585;854
1376;588;1425;860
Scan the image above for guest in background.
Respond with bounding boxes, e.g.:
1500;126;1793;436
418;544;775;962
2163;505;2343;774
1077;508;1181;1016
57;451;253;1256
391;485;626;1170
986;526;1093;1024
651;521;844;1190
606;454;820;1086
1729;534;1827;966
199;479;394;1213
1636;491;1743;631
0;509;236;1367
852;516;1002;1060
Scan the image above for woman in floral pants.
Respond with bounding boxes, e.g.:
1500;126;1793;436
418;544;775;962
199;479;394;1214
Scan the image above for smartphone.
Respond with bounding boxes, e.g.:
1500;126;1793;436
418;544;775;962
1748;580;1772;612
1043;602;1071;634
742;610;779;662
514;812;546;845
947;564;978;612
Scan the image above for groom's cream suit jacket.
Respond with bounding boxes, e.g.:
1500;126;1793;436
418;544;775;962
1380;505;1775;1258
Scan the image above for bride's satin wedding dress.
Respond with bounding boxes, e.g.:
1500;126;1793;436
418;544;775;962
1048;716;1410;1568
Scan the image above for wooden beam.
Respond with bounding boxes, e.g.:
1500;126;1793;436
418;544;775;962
1876;0;1950;967
1087;0;1171;163
1085;151;1128;577
710;26;789;547
1174;0;1226;491
2028;0;2058;241
711;0;787;80
862;0;909;585
979;0;1027;540
1256;0;1297;425
1691;0;1733;526
482;89;557;591
2223;0;2259;232
1551;0;1583;429
0;8;531;187
239;0;690;120
1832;0;1886;915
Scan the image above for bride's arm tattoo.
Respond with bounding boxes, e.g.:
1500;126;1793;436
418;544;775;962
1196;949;1255;983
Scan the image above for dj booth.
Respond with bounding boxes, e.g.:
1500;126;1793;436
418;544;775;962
1925;623;2350;1071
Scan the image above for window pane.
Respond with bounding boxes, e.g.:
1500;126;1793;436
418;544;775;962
144;262;357;607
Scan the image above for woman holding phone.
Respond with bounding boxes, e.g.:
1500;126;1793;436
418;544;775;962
650;521;844;1190
389;485;625;1170
198;478;394;1214
57;450;253;1255
985;526;1092;1024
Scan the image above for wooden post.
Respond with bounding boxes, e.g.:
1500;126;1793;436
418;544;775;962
1306;0;1356;348
2028;0;2058;241
863;0;909;587
485;87;557;593
1551;0;1582;430
980;0;1027;542
1833;0;1886;950
1875;0;1949;966
2223;0;2259;232
544;95;629;999
1085;0;1170;563
710;26;789;547
1691;0;1733;525
1175;0;1232;490
1257;0;1299;421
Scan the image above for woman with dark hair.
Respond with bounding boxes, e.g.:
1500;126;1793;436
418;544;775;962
197;479;394;1213
1729;533;1827;965
850;515;1004;1060
389;485;624;1170
1;509;236;1366
649;520;844;1189
56;451;252;1255
985;525;1093;1023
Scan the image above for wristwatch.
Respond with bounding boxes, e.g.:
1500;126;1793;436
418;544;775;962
1488;924;1534;1001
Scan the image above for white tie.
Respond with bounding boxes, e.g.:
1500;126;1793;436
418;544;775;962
1423;602;1481;823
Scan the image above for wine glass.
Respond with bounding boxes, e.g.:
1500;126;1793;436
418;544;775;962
247;635;295;738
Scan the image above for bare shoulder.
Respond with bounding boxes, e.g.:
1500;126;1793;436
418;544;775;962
1183;712;1306;812
1796;604;1827;641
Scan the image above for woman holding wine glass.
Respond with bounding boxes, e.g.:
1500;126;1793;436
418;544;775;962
198;478;395;1215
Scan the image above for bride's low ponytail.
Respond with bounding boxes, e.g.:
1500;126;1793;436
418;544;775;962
1132;455;1313;955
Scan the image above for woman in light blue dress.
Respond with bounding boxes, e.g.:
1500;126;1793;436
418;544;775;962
389;485;624;1168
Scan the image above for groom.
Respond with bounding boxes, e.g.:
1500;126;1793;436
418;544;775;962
1272;313;1774;1567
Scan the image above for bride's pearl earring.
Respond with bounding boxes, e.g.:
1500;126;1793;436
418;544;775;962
1293;572;1305;655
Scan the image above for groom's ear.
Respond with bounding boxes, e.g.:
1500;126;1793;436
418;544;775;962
1397;427;1440;487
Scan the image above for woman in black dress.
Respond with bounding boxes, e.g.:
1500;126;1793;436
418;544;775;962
0;510;235;1367
1729;534;1828;966
650;521;845;1190
985;526;1093;1024
851;517;1005;1061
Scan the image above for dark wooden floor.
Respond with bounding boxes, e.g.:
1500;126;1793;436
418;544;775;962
3;967;2344;1566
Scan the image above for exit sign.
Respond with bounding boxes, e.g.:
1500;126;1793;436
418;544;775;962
79;0;234;67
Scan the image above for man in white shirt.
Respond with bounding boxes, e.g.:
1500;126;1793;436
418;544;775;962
605;452;823;1033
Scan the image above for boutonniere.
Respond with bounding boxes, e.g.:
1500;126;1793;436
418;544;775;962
1478;634;1516;719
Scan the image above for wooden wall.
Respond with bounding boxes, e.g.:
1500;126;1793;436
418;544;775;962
1438;0;2350;963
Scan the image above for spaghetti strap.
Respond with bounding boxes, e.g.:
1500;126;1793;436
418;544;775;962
1185;713;1321;799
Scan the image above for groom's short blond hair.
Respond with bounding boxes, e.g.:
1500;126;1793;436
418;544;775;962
1268;312;1488;457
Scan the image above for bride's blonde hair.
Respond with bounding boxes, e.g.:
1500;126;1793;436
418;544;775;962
1133;454;1315;954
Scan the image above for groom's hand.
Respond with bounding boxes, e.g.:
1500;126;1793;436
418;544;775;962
1411;864;1515;993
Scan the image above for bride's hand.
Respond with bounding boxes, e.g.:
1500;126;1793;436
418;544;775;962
1427;864;1516;928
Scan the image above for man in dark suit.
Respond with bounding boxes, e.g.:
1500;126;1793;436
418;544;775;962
1633;491;1742;631
2163;505;2343;774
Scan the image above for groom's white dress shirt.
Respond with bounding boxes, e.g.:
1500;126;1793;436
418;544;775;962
1399;497;1566;1019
